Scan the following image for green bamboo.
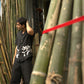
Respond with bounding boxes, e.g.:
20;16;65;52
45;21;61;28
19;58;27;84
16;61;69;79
82;0;84;83
67;0;82;84
32;33;40;65
46;0;73;84
30;0;61;84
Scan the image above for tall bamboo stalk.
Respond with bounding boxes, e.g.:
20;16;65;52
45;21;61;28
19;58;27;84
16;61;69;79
82;0;84;83
67;0;82;84
6;0;12;64
46;0;73;84
11;0;16;58
30;0;61;84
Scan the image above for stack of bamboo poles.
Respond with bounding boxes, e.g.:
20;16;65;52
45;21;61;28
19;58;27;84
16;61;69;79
0;0;26;83
30;0;83;84
0;0;84;84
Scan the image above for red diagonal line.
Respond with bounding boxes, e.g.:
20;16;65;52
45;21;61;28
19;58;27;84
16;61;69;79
42;16;84;34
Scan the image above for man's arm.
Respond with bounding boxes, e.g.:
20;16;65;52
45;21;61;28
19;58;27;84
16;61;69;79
12;46;17;64
26;21;34;35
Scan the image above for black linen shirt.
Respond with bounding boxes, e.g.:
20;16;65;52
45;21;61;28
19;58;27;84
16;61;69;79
15;30;34;62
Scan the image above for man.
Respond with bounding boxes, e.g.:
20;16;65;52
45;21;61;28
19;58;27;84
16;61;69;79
10;17;34;84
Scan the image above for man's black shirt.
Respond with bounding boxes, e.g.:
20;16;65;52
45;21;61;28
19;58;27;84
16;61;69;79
15;30;34;62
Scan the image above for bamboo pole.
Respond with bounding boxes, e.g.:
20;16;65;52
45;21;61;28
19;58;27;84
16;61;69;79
82;0;84;83
16;0;19;19
6;0;12;64
46;0;73;84
67;0;82;84
62;28;71;84
30;0;61;84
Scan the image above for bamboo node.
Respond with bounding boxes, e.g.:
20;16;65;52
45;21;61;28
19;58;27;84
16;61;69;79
32;71;46;77
46;73;62;84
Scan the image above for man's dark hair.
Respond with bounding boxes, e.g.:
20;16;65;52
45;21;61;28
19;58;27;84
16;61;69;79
16;17;27;27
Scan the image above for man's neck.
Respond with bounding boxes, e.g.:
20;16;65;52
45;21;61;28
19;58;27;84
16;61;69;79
22;28;26;34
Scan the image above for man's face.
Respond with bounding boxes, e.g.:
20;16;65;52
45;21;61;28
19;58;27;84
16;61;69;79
16;22;23;30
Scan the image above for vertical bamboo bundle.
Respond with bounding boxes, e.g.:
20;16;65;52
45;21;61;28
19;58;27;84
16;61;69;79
46;0;73;84
0;22;12;72
1;0;12;71
67;0;82;84
82;0;84;83
30;0;61;84
0;39;11;79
